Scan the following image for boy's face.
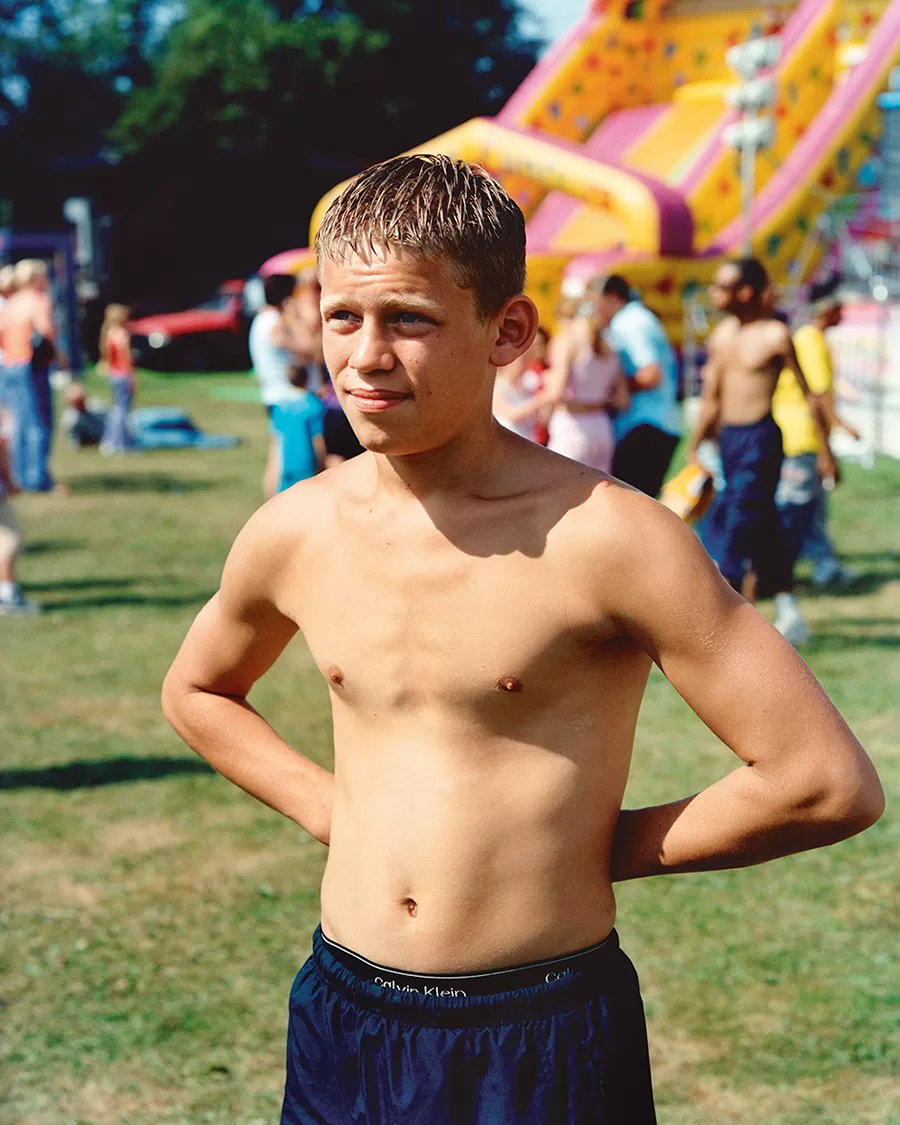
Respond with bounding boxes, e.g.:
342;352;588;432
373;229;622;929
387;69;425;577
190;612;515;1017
320;247;528;456
709;264;741;312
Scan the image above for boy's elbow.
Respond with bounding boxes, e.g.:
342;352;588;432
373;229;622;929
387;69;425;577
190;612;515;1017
160;667;190;732
807;760;885;841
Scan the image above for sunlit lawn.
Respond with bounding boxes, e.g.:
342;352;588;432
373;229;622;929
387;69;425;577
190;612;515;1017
1;370;897;1124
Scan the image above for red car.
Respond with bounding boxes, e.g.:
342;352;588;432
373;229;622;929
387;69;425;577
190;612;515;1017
128;280;253;371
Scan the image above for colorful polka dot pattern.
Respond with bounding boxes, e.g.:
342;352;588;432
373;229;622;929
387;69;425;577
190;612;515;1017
501;0;899;339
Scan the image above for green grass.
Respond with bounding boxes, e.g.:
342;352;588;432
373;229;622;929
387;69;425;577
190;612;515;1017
1;370;897;1124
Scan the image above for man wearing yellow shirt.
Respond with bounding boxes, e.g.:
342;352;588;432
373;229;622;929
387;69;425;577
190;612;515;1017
773;283;860;586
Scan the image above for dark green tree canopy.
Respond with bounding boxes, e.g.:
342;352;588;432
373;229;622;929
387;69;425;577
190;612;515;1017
1;0;542;302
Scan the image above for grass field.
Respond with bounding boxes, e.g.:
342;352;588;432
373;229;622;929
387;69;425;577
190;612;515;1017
1;370;897;1125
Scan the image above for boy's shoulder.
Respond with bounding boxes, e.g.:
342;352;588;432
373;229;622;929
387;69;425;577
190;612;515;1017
522;445;688;562
232;461;356;576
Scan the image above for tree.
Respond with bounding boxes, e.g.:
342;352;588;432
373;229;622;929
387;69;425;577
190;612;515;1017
0;1;177;229
1;0;542;304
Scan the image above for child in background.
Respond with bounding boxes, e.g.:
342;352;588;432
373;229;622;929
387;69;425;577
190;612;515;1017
98;303;135;455
0;413;40;616
264;363;327;498
492;337;548;442
773;283;860;586
523;326;551;446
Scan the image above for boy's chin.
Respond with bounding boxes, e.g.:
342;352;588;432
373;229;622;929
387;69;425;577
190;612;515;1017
353;424;444;458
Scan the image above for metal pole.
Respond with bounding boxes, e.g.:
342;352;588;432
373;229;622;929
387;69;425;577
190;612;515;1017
741;109;757;256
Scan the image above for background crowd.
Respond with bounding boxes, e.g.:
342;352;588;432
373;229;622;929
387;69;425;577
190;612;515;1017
0;244;863;645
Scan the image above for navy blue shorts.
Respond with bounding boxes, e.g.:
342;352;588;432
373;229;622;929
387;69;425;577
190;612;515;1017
718;413;793;596
280;926;656;1124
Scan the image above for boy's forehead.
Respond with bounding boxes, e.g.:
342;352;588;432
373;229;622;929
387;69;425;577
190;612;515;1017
319;245;465;298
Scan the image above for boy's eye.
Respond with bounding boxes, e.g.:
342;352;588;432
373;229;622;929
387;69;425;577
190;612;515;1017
394;312;432;326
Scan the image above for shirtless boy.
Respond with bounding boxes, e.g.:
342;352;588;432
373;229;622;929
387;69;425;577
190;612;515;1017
687;258;837;645
162;160;883;1124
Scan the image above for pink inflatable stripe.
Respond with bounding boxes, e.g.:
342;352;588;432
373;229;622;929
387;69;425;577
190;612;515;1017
583;104;669;160
528;106;669;251
502;121;693;256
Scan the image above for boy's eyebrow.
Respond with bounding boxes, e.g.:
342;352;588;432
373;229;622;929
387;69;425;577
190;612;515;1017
321;292;443;315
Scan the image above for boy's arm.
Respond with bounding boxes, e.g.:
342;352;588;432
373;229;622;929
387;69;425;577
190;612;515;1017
819;389;861;442
782;331;837;477
264;433;280;499
686;335;723;462
605;495;883;881
538;329;576;406
161;501;333;844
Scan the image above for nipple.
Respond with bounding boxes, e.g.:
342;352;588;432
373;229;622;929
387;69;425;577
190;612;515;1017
327;665;345;687
496;675;524;693
405;898;418;919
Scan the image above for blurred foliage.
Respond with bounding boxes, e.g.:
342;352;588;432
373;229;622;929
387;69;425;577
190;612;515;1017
0;0;542;303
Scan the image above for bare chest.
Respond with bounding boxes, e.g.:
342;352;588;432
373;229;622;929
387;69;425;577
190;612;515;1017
289;534;616;715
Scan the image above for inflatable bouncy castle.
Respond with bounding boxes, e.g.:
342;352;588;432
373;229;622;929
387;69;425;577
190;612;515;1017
265;0;900;342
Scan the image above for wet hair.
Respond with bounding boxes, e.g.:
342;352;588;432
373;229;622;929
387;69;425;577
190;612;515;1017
730;257;770;297
315;154;527;319
264;274;297;309
600;274;632;302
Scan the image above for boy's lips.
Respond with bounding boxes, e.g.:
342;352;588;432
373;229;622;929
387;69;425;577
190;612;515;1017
348;389;411;413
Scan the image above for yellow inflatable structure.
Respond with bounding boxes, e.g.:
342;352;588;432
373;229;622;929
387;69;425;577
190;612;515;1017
290;0;900;341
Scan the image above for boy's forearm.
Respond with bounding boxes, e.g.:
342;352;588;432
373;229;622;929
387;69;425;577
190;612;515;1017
611;763;880;882
808;395;832;447
687;401;718;458
162;683;333;844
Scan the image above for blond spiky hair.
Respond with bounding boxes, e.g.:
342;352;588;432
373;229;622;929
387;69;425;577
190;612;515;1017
316;154;527;319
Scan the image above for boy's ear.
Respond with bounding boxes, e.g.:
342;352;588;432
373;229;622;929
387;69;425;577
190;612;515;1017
489;295;540;369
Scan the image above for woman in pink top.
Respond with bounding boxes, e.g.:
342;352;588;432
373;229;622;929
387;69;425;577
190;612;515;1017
544;303;630;473
98;304;135;454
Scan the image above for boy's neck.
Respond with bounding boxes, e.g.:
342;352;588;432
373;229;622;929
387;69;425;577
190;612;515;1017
733;302;767;325
372;417;517;504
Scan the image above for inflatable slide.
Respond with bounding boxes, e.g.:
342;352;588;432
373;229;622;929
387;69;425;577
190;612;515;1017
268;0;900;341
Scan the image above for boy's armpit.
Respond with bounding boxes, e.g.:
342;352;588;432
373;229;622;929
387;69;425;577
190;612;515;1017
165;499;314;701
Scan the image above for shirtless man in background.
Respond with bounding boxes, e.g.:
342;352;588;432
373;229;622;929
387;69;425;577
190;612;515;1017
0;259;60;493
687;258;837;645
162;160;883;1125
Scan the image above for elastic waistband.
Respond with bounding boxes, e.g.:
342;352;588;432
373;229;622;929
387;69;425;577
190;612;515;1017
311;926;623;1028
720;412;777;433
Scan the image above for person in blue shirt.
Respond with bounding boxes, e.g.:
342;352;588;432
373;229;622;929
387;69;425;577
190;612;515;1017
593;275;682;498
264;364;327;497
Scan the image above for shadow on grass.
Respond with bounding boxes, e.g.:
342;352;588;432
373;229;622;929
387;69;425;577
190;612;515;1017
0;756;214;791
801;575;900;598
70;473;214;494
841;551;900;567
807;615;900;649
809;634;900;650
38;590;215;612
24;538;85;555
797;551;900;597
24;577;136;593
